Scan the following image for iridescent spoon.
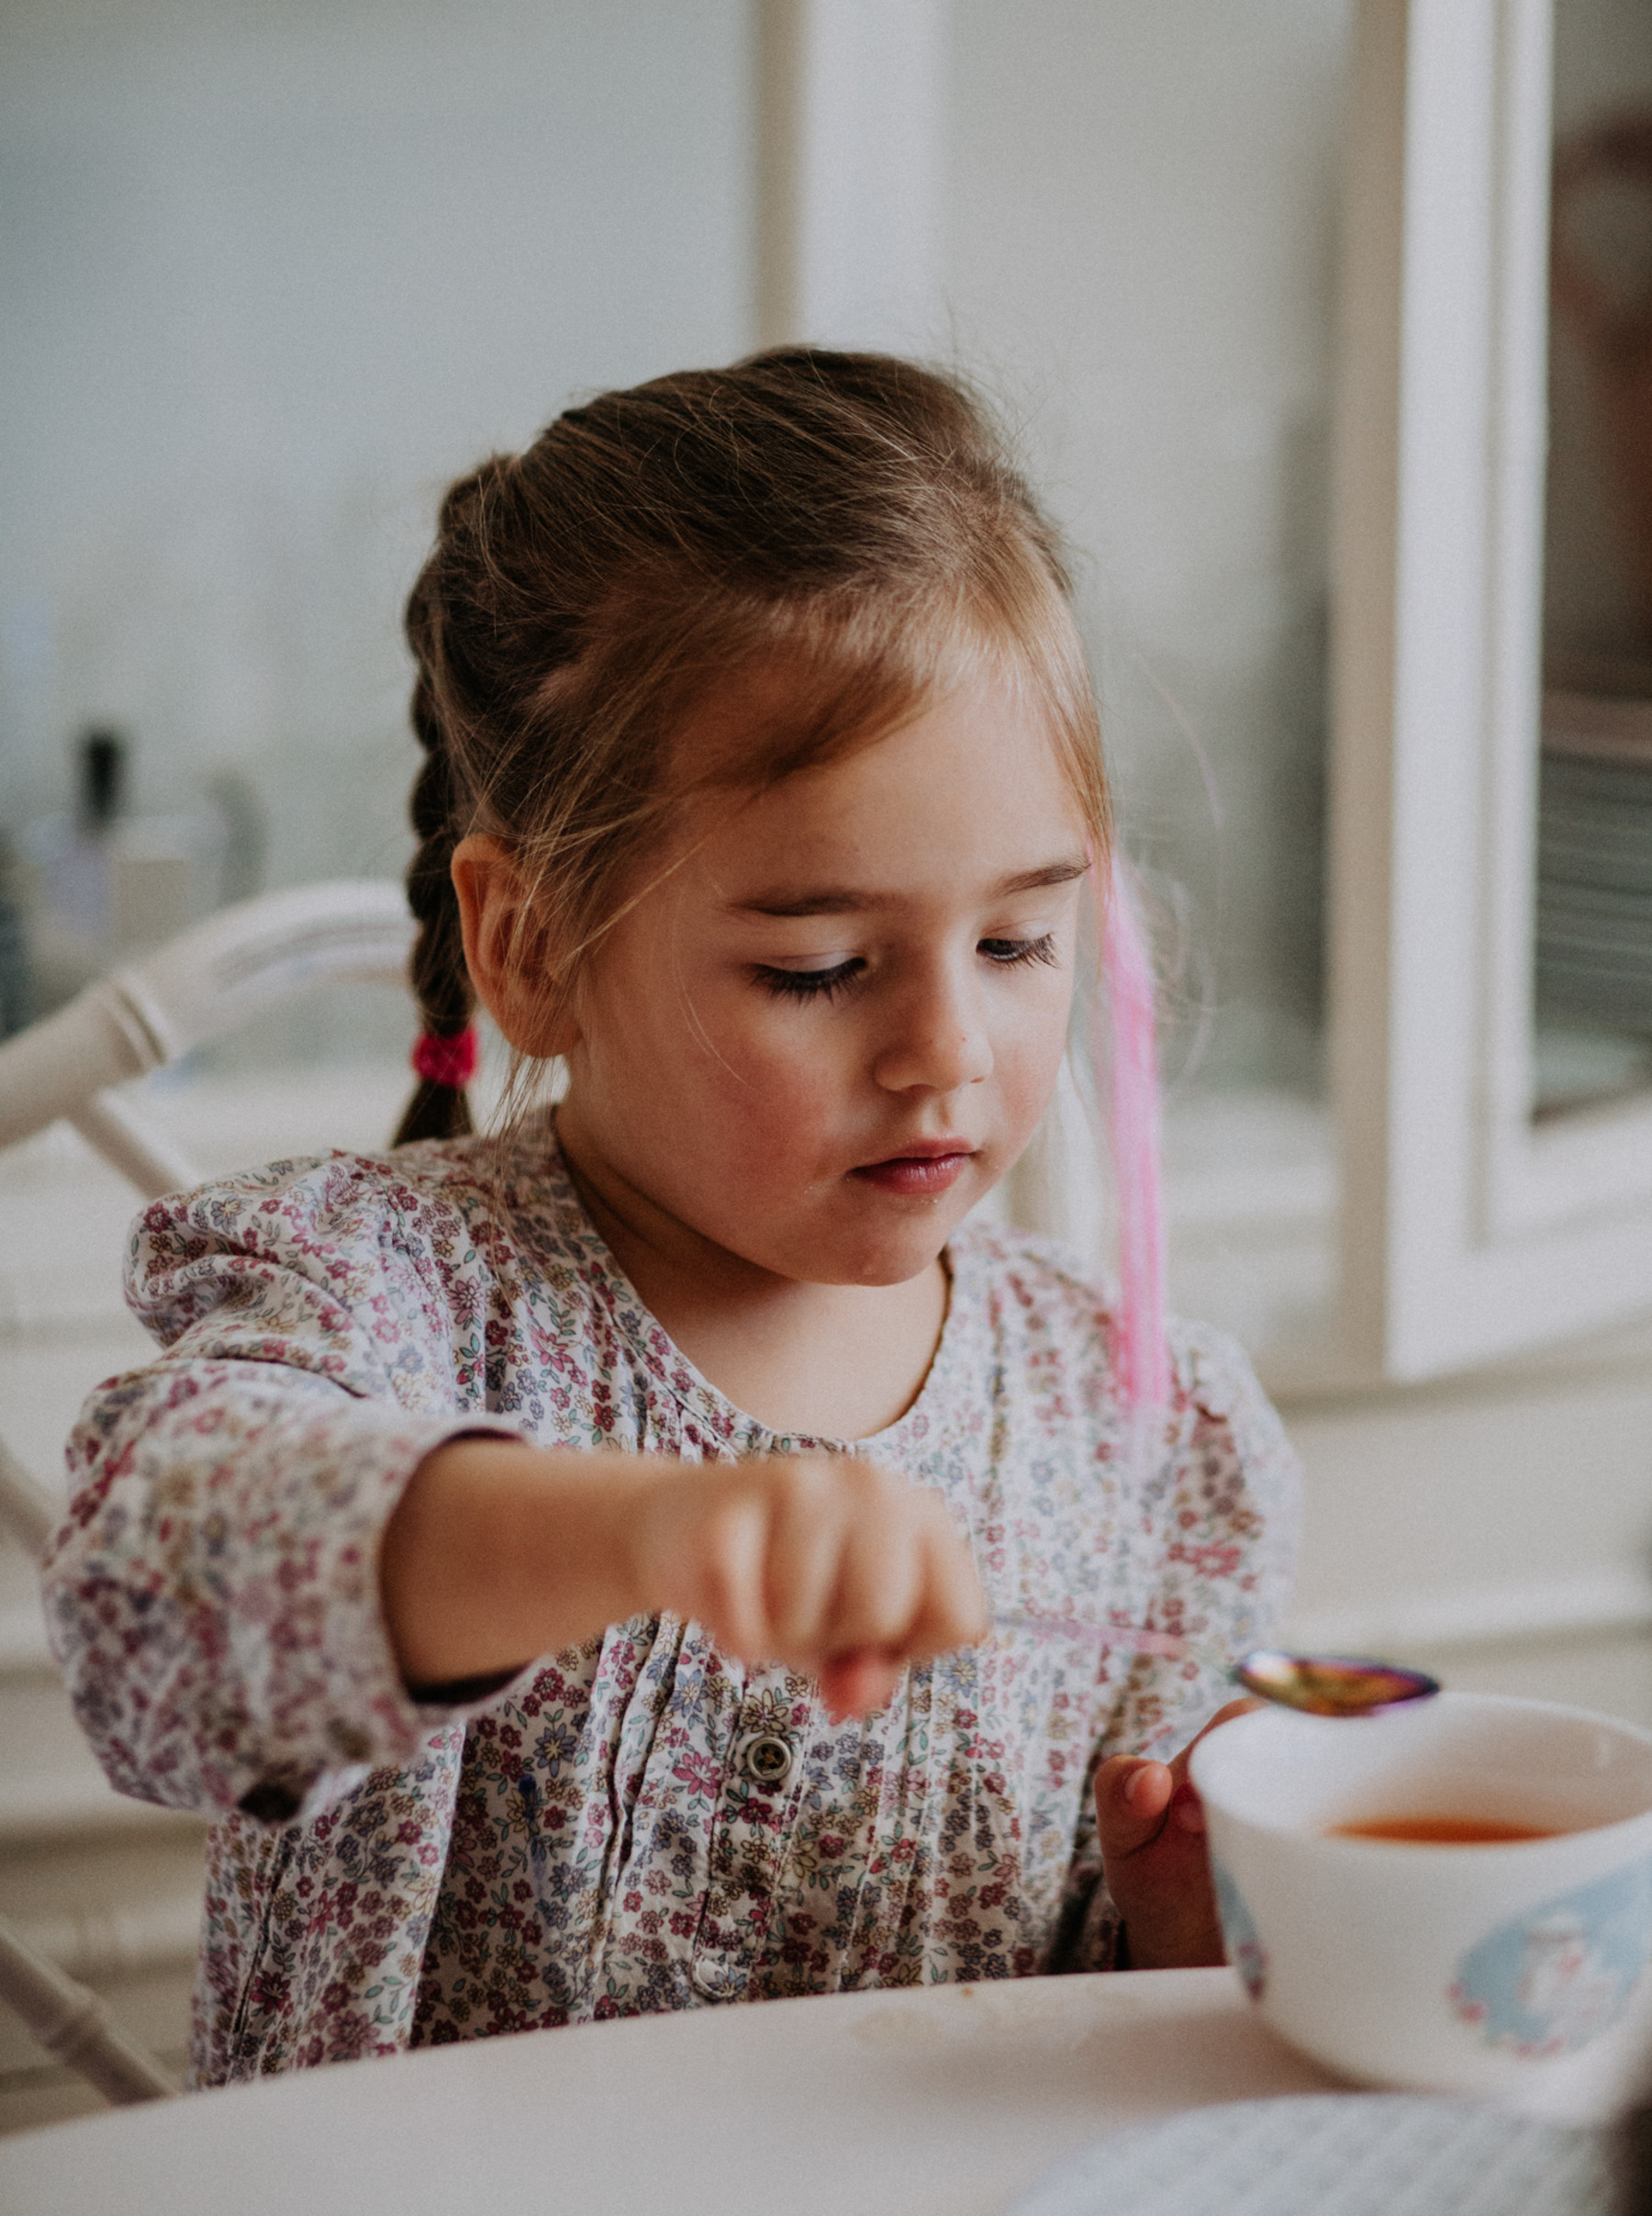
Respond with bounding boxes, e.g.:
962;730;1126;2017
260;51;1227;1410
991;1615;1439;1717
1232;1647;1440;1717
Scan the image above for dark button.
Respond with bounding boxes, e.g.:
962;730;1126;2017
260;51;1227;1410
237;1780;301;1824
740;1732;796;1788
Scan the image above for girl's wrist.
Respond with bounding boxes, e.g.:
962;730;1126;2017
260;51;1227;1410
381;1438;660;1686
568;1452;668;1630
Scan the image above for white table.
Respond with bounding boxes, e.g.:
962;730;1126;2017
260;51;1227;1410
0;1969;1336;2215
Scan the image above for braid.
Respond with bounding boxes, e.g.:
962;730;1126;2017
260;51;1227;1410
393;661;476;1146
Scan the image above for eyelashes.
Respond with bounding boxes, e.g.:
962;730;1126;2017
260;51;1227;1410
757;959;863;1003
755;934;1060;1002
980;934;1060;971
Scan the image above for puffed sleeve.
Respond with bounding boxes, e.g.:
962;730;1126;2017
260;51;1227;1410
40;1151;524;1828
1053;1317;1300;1971
1107;1317;1300;1760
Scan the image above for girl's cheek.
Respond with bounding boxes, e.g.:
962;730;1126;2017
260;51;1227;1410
1001;1012;1072;1125
682;1022;843;1138
701;994;857;1084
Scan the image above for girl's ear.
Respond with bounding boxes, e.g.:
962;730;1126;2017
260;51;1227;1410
450;834;580;1058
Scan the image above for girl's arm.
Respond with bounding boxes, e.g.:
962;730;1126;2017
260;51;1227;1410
380;1436;984;1715
47;1352;515;1827
46;1156;983;1831
380;1439;653;1688
44;1158;540;1828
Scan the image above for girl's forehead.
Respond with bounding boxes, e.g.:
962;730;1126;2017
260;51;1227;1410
682;678;1088;906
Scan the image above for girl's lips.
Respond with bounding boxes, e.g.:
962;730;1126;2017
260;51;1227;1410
850;1149;975;1196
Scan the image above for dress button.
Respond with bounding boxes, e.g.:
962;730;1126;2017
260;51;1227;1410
739;1732;797;1788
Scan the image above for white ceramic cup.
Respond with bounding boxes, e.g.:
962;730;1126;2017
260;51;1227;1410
1189;1690;1652;2092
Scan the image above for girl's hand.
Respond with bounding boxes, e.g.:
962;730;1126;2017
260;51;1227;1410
633;1452;987;1718
1093;1699;1259;1970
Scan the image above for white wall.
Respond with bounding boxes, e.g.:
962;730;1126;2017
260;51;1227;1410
0;0;753;894
0;0;1356;1092
944;0;1352;1087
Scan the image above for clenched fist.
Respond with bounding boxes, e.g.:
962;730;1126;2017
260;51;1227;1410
634;1451;988;1716
383;1436;987;1718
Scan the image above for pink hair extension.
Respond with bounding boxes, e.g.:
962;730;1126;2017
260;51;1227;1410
1093;854;1171;1423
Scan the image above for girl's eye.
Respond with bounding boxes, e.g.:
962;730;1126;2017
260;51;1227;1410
979;933;1059;970
754;958;865;1002
756;937;1059;999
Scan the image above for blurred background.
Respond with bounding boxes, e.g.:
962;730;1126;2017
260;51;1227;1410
1;0;1651;2134
0;0;1344;1087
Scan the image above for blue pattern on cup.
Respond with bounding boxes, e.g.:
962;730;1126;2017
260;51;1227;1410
1211;1854;1267;2000
1450;1854;1652;2058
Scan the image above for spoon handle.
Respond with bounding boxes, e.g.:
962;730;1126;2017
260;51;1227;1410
991;1617;1441;1718
991;1609;1196;1663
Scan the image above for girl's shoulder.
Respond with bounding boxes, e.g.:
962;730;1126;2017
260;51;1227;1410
127;1129;589;1298
134;1132;508;1244
946;1215;1286;1440
122;1129;606;1356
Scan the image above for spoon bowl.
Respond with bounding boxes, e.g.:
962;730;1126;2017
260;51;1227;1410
1233;1648;1440;1718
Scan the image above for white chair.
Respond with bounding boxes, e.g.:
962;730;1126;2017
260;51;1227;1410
0;878;415;1201
0;880;414;2103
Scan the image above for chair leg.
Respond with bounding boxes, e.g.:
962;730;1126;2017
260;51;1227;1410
0;1438;55;1561
0;1916;178;2104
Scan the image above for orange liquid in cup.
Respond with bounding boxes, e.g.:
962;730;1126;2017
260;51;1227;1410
1329;1816;1560;1845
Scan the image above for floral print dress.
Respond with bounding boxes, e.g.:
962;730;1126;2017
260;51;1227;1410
42;1128;1299;2086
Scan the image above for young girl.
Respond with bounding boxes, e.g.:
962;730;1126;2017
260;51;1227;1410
44;349;1298;2085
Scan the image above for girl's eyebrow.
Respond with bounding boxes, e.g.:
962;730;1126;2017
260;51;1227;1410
736;856;1089;918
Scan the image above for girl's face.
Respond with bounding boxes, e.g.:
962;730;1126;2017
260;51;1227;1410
541;671;1088;1289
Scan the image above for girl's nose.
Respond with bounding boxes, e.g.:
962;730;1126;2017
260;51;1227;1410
870;969;994;1096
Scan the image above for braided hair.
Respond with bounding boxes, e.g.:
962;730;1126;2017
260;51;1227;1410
393;457;518;1146
394;676;476;1142
390;348;1108;1149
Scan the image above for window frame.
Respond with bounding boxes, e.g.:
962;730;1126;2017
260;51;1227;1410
1331;0;1652;1384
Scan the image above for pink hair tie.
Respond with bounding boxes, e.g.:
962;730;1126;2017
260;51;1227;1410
410;1025;478;1090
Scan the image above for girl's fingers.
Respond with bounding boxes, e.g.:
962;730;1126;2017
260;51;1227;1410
818;1478;983;1666
648;1455;985;1685
683;1485;774;1659
828;1481;925;1654
760;1458;913;1658
905;1501;989;1657
813;1500;984;1716
763;1460;848;1653
1159;1697;1260;1796
1096;1755;1175;1858
819;1649;903;1719
1099;1703;1256;1855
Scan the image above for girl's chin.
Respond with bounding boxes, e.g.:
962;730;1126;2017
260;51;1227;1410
798;1207;980;1287
678;1163;996;1284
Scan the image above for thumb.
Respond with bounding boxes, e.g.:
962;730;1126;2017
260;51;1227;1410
1095;1754;1176;1857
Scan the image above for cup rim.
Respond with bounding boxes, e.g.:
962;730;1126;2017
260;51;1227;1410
1190;1687;1652;1850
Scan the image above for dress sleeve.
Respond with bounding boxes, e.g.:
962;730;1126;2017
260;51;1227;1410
40;1153;523;1828
1054;1319;1301;1971
1105;1317;1300;1763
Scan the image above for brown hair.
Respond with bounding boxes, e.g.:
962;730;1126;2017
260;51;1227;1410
393;346;1109;1146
